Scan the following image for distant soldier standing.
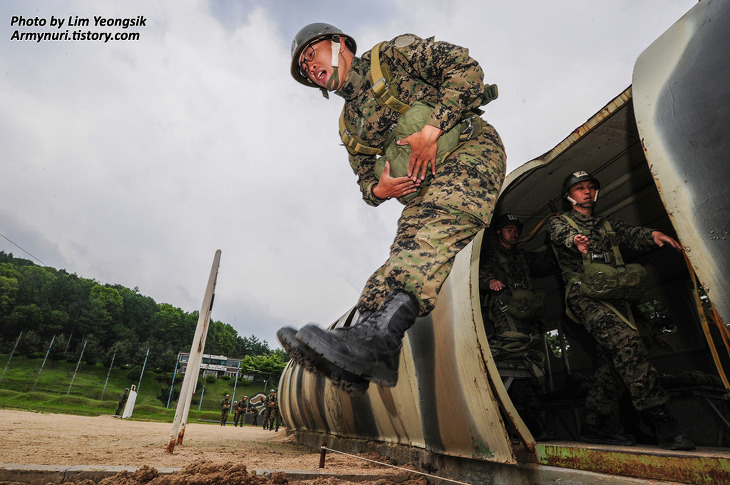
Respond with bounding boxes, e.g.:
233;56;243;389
248;398;258;427
263;389;280;431
114;388;129;416
219;394;231;426
232;400;240;427
238;396;248;426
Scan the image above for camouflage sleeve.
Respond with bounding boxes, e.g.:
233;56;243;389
397;36;486;132
547;214;580;250
606;216;656;252
348;152;385;207
478;244;501;294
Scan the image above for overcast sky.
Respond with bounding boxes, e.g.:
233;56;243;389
1;0;696;350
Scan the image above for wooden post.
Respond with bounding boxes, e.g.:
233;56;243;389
319;441;327;468
166;250;221;453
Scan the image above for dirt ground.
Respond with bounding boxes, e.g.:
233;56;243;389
0;409;425;484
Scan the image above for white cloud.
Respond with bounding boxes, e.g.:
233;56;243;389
0;0;696;348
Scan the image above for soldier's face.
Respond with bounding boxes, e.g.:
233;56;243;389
499;225;520;246
569;181;596;205
300;39;348;89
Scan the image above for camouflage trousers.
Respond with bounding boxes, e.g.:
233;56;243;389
357;122;506;316
566;284;669;415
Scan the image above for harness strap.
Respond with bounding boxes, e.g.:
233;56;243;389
339;110;383;156
554;213;637;330
339;40;490;156
370;41;411;114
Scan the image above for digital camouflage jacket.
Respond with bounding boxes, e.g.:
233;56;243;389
547;210;656;283
334;34;487;206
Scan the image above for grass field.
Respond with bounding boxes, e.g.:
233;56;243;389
0;353;271;422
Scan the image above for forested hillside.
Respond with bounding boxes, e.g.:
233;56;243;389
0;251;284;374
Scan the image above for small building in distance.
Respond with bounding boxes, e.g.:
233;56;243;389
178;352;252;380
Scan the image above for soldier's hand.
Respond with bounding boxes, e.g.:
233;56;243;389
489;278;506;292
398;124;442;182
373;161;418;199
652;231;682;251
573;234;591;254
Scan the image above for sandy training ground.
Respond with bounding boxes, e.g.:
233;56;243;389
0;409;421;484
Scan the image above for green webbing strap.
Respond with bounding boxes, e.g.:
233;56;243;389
339;108;383;156
338;40;492;156
370;41;411;114
603;219;626;266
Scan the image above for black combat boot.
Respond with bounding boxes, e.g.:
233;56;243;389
295;289;419;387
580;411;636;446
643;404;695;451
277;326;370;396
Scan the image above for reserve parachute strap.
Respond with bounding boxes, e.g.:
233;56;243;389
339;109;383;156
339;39;494;156
370;41;411;114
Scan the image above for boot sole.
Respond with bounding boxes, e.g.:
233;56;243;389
295;325;398;387
277;327;370;397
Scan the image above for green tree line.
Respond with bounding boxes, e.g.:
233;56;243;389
0;251;287;380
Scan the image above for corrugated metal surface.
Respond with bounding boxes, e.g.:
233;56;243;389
633;0;730;326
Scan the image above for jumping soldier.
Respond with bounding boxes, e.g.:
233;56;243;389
278;22;506;395
219;394;230;426
479;213;558;440
547;170;694;450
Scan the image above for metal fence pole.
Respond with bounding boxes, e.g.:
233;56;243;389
231;360;241;402
101;351;116;399
32;334;55;392
67;339;88;395
166;353;180;408
137;347;150;392
0;331;23;385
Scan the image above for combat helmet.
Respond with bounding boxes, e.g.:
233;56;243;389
562;170;600;207
290;22;356;90
493;213;523;233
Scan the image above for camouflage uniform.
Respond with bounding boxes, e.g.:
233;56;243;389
263;392;281;431
335;34;506;316
547;210;669;415
248;402;258;426
238;398;248;426
114;389;129;416
232;401;241;427
479;241;556;335
219;397;231;426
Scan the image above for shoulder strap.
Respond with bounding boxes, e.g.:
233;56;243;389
370;41;411;114
339;107;383;156
601;219;626;266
